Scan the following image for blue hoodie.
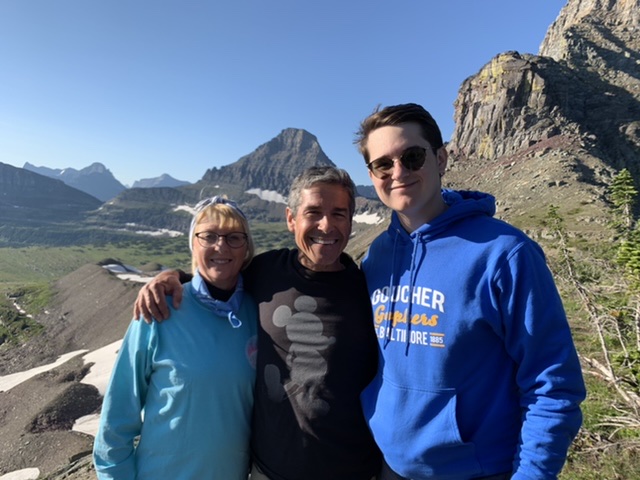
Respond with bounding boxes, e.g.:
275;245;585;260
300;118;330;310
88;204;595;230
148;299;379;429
360;190;585;480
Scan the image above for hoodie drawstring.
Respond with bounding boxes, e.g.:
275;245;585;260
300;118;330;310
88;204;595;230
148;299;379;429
382;228;426;356
383;231;400;349
405;234;422;355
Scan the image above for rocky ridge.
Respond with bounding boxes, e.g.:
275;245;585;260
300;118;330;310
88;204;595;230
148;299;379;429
0;163;103;226
445;0;640;234
1;127;386;247
0;264;140;479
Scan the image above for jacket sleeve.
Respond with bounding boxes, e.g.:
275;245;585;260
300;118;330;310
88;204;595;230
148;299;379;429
93;318;154;479
496;241;586;480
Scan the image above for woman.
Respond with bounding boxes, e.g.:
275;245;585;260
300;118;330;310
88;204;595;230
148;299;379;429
93;196;258;480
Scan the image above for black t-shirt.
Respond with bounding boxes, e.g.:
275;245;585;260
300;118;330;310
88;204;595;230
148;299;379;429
245;249;381;480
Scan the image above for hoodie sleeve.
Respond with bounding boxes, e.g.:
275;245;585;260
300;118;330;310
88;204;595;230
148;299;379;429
495;241;586;479
93;318;154;479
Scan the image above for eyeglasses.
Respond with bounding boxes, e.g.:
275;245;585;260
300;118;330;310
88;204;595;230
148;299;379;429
366;146;434;179
194;231;248;249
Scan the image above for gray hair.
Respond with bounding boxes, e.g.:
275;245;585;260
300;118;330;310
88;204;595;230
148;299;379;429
288;166;356;219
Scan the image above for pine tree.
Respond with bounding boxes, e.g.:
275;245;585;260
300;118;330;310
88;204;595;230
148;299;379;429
610;168;637;230
609;168;640;285
617;229;640;285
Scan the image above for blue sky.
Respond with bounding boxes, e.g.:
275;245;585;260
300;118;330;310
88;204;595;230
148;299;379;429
0;1;566;188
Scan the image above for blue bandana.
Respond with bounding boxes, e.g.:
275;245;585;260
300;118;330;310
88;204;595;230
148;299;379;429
191;270;244;328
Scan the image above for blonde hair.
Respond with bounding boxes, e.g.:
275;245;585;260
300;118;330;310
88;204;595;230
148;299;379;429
190;202;255;275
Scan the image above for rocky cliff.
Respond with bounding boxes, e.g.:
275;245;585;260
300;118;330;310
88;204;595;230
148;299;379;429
445;0;640;233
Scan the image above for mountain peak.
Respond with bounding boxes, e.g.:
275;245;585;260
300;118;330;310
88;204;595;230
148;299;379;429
200;127;334;194
82;162;109;175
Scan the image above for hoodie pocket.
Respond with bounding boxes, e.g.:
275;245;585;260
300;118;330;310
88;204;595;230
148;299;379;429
362;377;481;479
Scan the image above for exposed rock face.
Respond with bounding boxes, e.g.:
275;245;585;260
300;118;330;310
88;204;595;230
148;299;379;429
94;128;347;228
541;0;640;170
445;0;640;230
541;0;640;70
2;126;384;243
201;128;334;193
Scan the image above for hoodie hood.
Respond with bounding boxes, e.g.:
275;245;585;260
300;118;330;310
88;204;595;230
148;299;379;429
388;189;496;242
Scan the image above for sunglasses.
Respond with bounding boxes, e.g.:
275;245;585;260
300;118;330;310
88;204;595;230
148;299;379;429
367;146;434;179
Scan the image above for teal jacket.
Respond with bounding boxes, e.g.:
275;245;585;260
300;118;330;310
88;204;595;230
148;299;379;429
93;280;258;480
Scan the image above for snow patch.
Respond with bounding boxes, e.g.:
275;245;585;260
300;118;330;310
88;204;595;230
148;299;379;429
102;264;141;274
9;299;32;319
353;211;384;225
71;340;125;436
0;341;126;477
0;468;40;480
116;273;152;283
174;204;197;215
102;265;153;283
134;228;183;237
0;350;88;393
81;340;123;396
113;223;183;237
246;188;287;204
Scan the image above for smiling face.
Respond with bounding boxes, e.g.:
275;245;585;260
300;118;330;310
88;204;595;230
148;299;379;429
366;122;449;232
192;219;248;290
286;183;352;272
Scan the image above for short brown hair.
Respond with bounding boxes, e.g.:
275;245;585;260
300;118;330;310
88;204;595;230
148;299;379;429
355;103;444;163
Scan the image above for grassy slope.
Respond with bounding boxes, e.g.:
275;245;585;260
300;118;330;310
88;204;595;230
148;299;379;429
0;222;296;285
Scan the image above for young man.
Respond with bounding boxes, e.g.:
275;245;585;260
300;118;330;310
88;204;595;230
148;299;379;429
133;166;380;480
355;103;586;480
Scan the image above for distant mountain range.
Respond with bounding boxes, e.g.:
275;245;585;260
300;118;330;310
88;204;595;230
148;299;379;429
22;162;190;202
22;162;127;202
131;174;190;189
1;128;387;247
19;132;377;203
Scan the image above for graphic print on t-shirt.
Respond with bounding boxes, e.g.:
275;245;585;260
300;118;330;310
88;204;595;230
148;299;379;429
264;295;336;415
